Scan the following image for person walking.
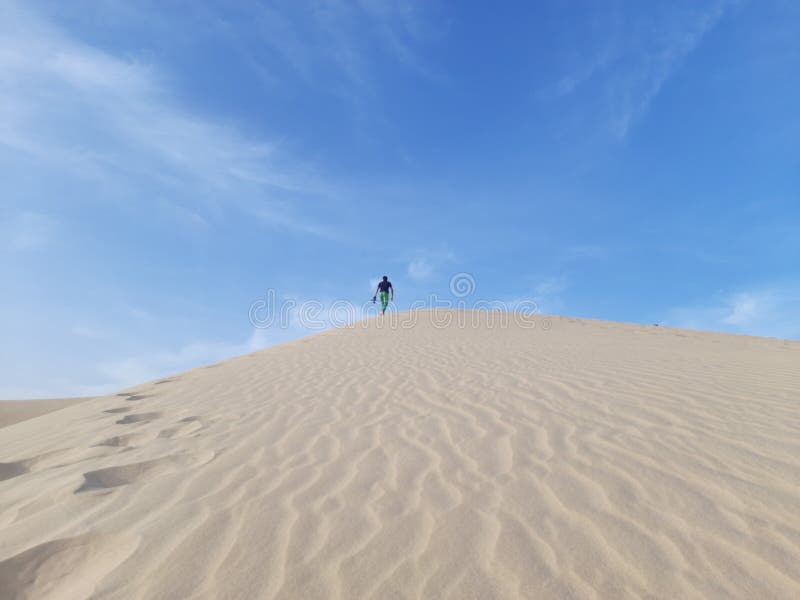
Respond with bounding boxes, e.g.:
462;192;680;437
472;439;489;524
373;276;394;315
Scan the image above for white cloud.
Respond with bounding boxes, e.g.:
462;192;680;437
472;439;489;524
720;292;762;326
534;276;568;299
405;248;457;283
666;284;800;339
407;258;435;281
0;1;332;235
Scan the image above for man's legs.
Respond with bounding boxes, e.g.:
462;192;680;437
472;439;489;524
380;291;389;314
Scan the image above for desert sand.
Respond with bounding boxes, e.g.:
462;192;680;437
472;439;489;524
0;398;93;430
1;310;798;599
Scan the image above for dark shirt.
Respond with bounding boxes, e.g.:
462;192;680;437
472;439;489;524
378;280;392;292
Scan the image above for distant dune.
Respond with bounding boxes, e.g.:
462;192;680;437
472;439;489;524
0;397;93;429
1;310;798;599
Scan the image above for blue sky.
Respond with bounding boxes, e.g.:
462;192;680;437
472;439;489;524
2;0;798;398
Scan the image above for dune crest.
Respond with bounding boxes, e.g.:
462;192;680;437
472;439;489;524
1;311;799;599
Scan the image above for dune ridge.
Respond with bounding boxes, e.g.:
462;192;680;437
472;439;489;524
1;310;798;599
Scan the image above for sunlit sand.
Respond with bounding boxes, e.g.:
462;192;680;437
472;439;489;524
1;310;798;599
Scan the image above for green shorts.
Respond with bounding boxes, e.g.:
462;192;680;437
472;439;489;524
379;291;389;309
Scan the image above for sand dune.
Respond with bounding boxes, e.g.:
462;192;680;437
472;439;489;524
1;310;799;599
0;398;92;430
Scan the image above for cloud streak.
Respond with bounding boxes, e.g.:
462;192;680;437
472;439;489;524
206;0;444;102
0;1;333;236
550;0;737;139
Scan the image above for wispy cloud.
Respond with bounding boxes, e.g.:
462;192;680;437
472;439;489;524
496;276;569;316
666;283;800;339
211;0;444;100
549;1;737;139
0;1;333;235
407;258;436;281
529;276;568;314
406;247;457;282
355;0;447;82
406;254;454;282
252;207;344;240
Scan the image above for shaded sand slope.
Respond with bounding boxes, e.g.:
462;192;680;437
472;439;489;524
0;398;93;429
1;310;799;599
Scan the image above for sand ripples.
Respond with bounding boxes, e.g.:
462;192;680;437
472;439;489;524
1;311;799;599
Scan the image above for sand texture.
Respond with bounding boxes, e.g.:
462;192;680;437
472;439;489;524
1;310;798;599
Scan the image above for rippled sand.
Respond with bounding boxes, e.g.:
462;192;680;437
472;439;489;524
1;310;798;599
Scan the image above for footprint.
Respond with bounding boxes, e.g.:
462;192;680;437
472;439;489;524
75;452;215;493
116;391;153;401
0;460;31;482
116;412;161;425
75;457;176;492
93;436;128;447
125;394;152;402
103;407;131;414
155;378;177;385
158;419;202;439
94;431;157;448
0;451;66;482
1;450;107;483
0;534;138;599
